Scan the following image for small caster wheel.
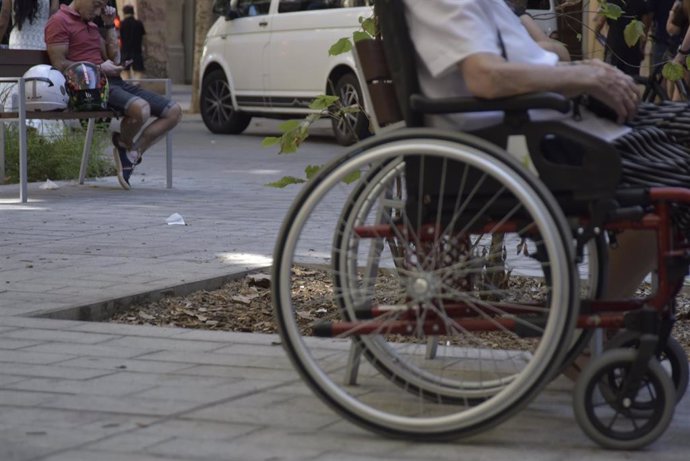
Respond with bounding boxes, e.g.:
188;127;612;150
573;348;676;450
606;330;689;404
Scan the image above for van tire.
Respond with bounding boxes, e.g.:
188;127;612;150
331;73;371;146
201;69;252;134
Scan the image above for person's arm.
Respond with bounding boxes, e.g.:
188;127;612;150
639;12;653;51
594;11;607;36
667;1;684;36
519;14;570;61
46;42;73;71
459;53;640;123
0;0;11;41
100;4;120;64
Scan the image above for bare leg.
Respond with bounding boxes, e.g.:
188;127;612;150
119;99;150;150
563;230;656;381
604;230;656;299
132;103;183;155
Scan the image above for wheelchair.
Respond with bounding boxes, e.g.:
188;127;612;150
271;0;689;450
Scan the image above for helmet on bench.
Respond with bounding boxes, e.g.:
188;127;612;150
6;64;70;112
63;62;109;111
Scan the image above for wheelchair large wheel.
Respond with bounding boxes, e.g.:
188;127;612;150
329;152;605;401
272;130;579;439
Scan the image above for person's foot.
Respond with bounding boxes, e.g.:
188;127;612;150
113;146;134;190
112;132;142;165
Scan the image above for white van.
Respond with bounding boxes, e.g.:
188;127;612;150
199;0;373;146
525;0;559;39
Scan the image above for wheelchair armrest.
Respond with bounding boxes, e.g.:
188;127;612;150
409;92;571;115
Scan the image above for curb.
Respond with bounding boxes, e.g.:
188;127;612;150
28;267;267;322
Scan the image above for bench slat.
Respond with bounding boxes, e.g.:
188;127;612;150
0;111;115;120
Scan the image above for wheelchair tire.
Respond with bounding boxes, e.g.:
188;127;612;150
573;348;676;450
329;156;607;402
272;129;579;440
605;330;689;404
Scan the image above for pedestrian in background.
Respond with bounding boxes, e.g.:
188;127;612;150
650;0;679;68
119;4;145;80
595;0;653;76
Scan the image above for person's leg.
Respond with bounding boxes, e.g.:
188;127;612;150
604;230;656;299
131;103;182;156
563;230;657;381
108;82;151;189
112;82;182;157
119;98;151;151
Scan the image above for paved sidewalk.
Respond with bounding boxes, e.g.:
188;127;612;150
0;90;688;460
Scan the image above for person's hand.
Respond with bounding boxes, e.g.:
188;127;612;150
674;52;687;66
100;59;123;77
101;5;117;26
583;61;640;124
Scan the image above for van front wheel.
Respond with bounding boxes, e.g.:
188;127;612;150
201;69;251;134
331;73;371;146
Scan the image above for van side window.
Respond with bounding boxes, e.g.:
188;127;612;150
526;0;552;9
238;0;271;16
278;0;370;13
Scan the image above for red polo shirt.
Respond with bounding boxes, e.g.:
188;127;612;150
45;5;104;65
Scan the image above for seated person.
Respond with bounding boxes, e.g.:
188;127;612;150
401;0;690;299
45;0;182;190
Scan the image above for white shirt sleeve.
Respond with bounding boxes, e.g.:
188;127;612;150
404;0;503;78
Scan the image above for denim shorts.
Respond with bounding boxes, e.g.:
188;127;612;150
107;77;174;117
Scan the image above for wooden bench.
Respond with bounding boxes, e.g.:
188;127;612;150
0;49;173;203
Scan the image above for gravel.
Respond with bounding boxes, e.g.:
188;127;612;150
110;268;690;357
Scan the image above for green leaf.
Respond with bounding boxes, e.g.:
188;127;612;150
329;37;353;56
261;136;281;147
623;20;644;48
342;170;361;185
600;2;623;20
278;119;301;132
662;62;684;81
361;16;377;37
280;135;300;154
266;176;306;188
309;95;340;110
353;30;371;43
304;164;322;180
686;55;690;71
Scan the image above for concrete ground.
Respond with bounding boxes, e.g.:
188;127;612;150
0;86;688;460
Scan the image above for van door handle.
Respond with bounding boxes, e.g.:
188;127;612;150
259;21;268;27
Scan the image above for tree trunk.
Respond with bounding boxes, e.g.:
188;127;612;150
191;0;216;113
137;0;169;78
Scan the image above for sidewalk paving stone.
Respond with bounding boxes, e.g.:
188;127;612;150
0;90;689;459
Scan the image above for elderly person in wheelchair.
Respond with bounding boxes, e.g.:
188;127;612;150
405;0;673;299
271;0;690;452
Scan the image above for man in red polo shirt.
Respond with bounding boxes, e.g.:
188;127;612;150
45;0;182;190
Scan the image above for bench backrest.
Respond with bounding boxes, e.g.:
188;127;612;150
0;49;52;77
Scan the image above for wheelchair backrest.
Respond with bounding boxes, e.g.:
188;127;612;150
373;0;423;127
